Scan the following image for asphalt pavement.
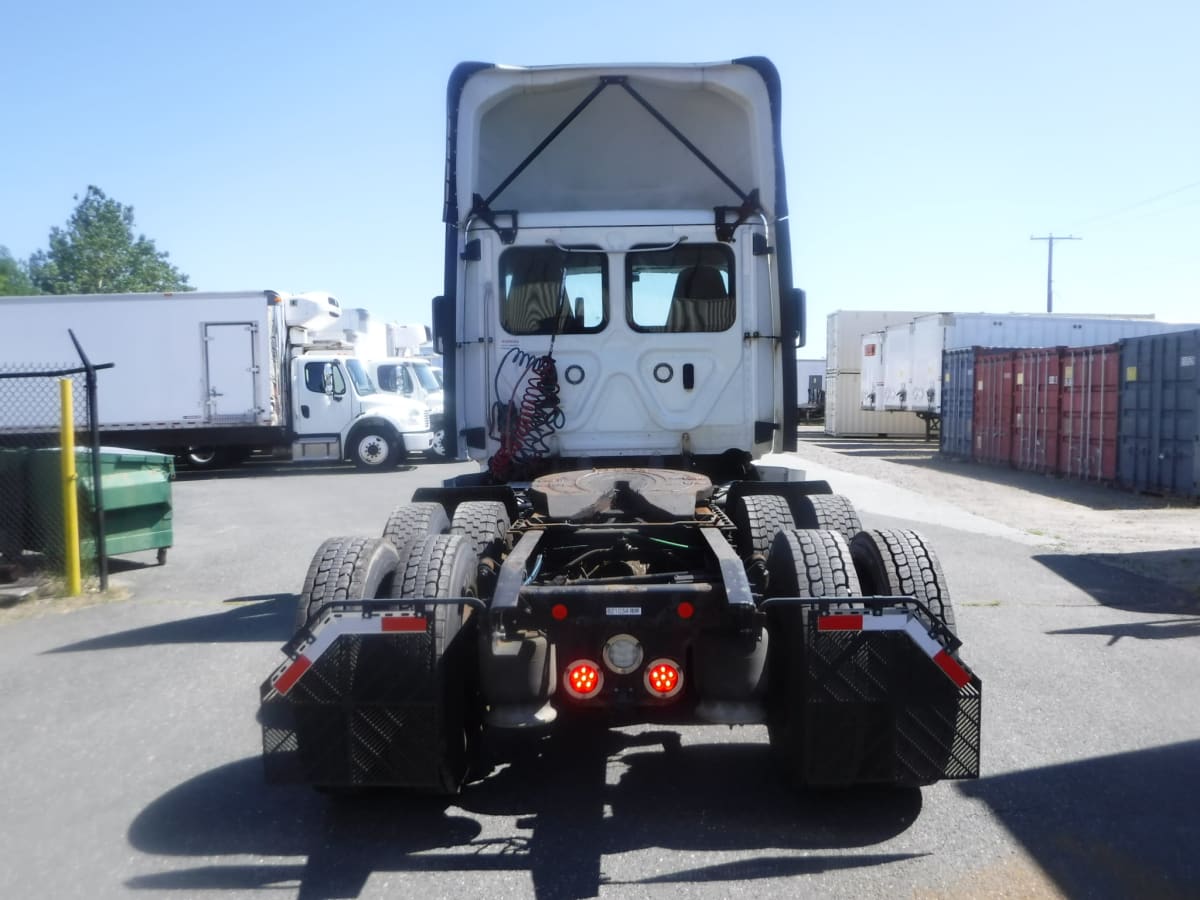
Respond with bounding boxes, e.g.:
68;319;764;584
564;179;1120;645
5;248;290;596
1;451;1197;900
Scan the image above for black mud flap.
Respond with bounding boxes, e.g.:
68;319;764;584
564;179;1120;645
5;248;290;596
260;614;472;790
800;622;982;787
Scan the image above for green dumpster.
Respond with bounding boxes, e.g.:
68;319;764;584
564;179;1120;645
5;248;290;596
0;447;30;564
28;447;174;564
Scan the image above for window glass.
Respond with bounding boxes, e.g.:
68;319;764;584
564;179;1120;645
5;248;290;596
345;359;374;395
304;361;346;395
413;362;440;392
627;244;735;333
500;246;607;335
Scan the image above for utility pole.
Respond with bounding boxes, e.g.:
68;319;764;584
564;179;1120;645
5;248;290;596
1030;234;1081;313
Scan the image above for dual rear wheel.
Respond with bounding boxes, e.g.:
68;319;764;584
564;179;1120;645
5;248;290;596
295;508;485;794
739;491;957;787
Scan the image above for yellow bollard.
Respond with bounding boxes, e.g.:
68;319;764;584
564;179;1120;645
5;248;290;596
60;379;82;596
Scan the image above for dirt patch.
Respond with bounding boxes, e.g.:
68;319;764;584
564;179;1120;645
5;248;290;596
0;575;130;624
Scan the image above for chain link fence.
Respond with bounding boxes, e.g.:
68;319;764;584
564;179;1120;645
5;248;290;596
0;359;105;592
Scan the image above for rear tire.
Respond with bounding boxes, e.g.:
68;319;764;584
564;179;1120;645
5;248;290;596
764;528;862;788
728;494;795;562
184;446;228;469
382;502;450;559
849;529;956;635
449;500;511;561
295;536;400;632
792;494;862;544
391;534;480;793
425;417;447;460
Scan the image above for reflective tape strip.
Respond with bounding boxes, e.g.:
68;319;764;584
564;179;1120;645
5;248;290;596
818;613;864;631
271;614;428;695
274;655;312;695
816;610;972;688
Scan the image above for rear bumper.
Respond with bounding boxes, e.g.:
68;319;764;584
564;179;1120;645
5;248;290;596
260;595;981;788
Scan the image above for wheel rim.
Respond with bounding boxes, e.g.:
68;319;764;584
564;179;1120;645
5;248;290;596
430;429;445;457
187;447;217;466
356;434;391;467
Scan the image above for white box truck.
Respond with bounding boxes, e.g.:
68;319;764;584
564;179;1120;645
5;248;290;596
0;290;434;469
308;306;447;458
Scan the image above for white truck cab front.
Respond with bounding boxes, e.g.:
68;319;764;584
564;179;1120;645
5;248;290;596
290;353;433;468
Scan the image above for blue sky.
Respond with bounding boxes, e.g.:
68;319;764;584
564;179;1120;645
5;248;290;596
2;0;1197;354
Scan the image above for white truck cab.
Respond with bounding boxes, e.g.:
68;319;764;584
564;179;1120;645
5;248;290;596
368;357;447;457
288;350;433;469
434;61;803;480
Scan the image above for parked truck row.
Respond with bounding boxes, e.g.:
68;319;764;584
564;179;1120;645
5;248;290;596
259;58;982;795
0;290;435;469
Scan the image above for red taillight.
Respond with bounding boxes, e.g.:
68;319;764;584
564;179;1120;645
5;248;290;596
551;603;569;621
564;660;603;699
643;659;683;698
676;601;695;619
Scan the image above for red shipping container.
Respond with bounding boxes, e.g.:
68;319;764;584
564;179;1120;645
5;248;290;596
973;349;1016;465
1059;343;1120;481
1011;347;1063;473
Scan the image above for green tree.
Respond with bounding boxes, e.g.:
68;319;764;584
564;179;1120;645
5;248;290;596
27;186;193;294
0;246;37;295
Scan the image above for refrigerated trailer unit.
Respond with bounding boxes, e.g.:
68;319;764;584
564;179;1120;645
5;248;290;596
260;59;981;794
0;291;434;469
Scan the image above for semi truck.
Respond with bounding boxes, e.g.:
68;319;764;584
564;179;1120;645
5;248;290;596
260;58;981;792
0;290;434;469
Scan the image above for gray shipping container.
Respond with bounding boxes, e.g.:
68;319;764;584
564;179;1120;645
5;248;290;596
940;348;976;460
1118;329;1200;498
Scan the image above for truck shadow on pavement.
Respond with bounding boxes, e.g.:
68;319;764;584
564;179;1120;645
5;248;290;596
42;594;298;653
958;739;1200;898
172;461;427;482
126;730;925;900
1034;549;1200;631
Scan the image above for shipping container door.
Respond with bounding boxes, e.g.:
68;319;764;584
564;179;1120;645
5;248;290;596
1012;347;1062;473
1119;330;1200;497
203;322;259;422
940;347;974;459
973;349;1015;465
1059;344;1119;482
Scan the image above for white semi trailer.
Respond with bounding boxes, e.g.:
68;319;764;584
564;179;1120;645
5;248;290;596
0;290;433;469
260;59;981;793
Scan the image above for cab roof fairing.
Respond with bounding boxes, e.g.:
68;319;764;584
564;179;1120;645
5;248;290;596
446;61;782;229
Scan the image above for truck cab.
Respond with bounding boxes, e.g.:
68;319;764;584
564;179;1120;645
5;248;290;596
435;60;803;478
368;357;447;457
287;347;434;469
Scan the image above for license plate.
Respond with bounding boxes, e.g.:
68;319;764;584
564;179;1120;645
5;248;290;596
606;607;641;617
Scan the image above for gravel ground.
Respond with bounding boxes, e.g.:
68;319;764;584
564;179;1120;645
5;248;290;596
792;426;1200;599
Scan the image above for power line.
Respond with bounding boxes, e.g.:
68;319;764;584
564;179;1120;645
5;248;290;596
1071;179;1200;229
1030;234;1081;313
